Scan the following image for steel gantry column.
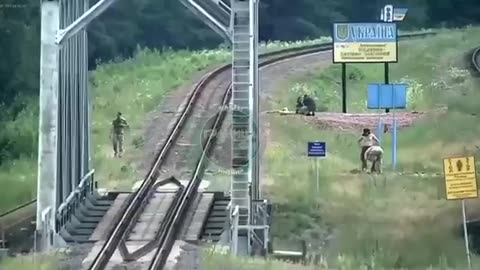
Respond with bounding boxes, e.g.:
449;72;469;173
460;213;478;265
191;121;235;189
252;0;260;203
37;0;61;251
37;0;118;251
229;0;269;256
179;0;266;256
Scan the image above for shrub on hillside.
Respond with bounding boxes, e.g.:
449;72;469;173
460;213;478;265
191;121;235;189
395;76;424;111
0;99;38;166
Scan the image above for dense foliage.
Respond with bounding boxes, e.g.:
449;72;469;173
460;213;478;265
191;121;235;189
0;0;479;166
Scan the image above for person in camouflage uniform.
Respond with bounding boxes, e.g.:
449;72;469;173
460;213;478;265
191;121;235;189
110;112;129;157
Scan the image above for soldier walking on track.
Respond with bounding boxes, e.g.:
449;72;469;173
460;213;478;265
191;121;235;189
111;112;129;158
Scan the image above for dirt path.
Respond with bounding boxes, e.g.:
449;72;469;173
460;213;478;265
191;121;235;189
301;109;446;133
258;54;448;188
258;51;332;187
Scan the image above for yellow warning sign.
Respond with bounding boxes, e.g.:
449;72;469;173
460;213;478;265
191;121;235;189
443;156;478;200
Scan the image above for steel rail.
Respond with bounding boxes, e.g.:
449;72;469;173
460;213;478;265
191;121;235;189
86;65;230;270
86;44;333;270
471;47;480;72
87;44;339;270
145;31;440;269
146;45;350;270
77;31;441;270
0;31;437;269
0;31;438;227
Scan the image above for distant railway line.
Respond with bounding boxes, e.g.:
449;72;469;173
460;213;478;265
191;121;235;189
0;31;439;269
86;40;341;270
471;46;480;73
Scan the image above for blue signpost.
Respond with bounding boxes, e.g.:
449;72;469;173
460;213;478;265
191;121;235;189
381;5;408;22
367;84;407;170
393;8;408;22
308;142;326;191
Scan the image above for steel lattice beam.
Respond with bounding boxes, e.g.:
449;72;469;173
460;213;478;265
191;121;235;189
180;0;232;42
56;0;117;45
37;0;116;252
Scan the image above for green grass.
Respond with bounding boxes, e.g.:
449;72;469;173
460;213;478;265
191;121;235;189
0;37;337;212
202;247;479;270
262;26;480;269
90;48;230;190
0;253;61;269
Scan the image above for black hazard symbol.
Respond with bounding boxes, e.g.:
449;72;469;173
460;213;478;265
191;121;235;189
448;159;453;173
456;159;463;172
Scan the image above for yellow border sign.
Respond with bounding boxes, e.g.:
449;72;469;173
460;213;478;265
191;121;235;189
443;156;478;200
332;22;398;63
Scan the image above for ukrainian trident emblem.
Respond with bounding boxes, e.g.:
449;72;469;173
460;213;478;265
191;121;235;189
336;24;349;41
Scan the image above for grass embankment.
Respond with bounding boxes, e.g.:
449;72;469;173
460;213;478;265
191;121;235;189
260;27;480;269
201;246;474;270
91;38;332;191
0;38;333;212
0;254;60;270
90;48;230;190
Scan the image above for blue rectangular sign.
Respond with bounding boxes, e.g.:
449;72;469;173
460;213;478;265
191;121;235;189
367;83;407;109
308;142;326;157
393;8;408;21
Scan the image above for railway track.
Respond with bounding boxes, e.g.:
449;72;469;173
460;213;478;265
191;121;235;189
86;32;438;270
86;44;341;270
0;31;437;268
471;46;480;73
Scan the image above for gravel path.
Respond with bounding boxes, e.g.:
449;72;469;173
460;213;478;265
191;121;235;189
302;109;446;134
258;51;333;187
257;53;447;184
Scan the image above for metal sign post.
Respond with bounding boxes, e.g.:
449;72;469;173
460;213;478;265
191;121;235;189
381;5;393;113
392;89;398;170
462;199;472;270
374;84;383;144
381;5;408;22
307;142;327;192
383;5;393;22
332;22;398;114
442;156;477;270
367;84;407;171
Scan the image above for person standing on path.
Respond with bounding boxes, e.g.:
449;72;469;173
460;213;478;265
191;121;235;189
357;128;380;171
295;95;303;114
110;112;129;158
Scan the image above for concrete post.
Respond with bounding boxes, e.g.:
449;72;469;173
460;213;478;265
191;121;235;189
36;0;60;251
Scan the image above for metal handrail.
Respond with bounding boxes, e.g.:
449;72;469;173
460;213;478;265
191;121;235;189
57;169;95;214
56;169;95;231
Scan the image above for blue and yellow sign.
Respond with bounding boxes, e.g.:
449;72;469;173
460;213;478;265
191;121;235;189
332;22;398;63
393;8;408;21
